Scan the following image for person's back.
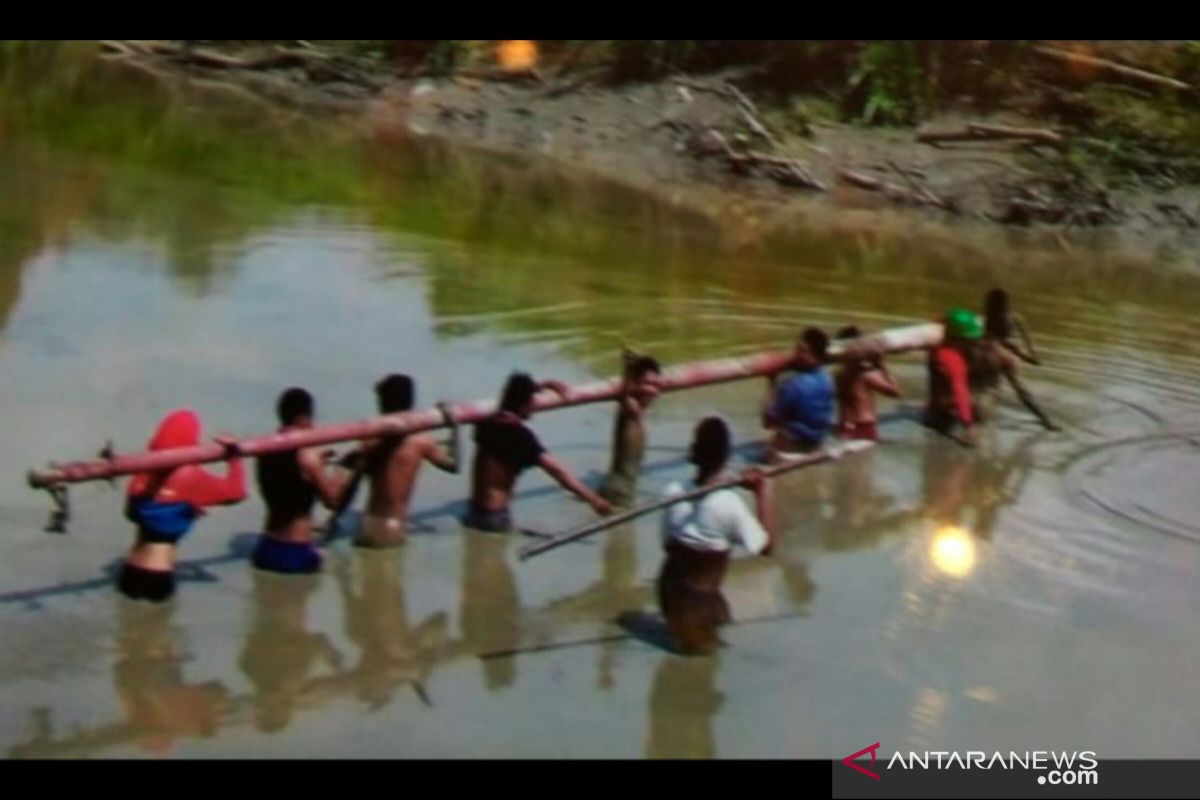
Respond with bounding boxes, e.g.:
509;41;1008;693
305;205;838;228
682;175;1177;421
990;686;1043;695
468;412;544;527
969;338;1012;423
358;374;458;547
834;326;899;441
253;387;348;575
765;328;834;457
257;449;317;538
773;368;834;447
121;408;245;603
465;372;612;532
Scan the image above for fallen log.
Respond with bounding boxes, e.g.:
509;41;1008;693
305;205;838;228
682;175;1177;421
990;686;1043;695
26;324;943;490
917;123;1064;148
1033;46;1189;93
837;169;953;211
726;151;827;191
885;160;956;212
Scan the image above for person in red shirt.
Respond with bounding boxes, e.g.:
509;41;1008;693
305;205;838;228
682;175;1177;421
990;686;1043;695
120;409;247;603
923;309;981;448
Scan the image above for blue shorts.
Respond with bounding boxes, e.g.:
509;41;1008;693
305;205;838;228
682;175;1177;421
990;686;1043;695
252;535;322;575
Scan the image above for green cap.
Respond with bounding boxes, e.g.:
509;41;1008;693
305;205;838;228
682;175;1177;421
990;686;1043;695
945;307;983;340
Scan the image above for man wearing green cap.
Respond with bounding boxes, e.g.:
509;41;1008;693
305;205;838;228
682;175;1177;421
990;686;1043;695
924;308;982;446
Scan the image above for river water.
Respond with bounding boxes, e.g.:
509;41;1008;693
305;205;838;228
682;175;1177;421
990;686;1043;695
1;43;1198;759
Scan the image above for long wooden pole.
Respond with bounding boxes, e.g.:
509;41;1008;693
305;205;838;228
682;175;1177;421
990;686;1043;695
518;439;875;561
27;323;940;490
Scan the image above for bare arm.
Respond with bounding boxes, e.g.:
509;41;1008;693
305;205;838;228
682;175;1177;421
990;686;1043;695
741;468;775;555
298;448;350;510
1012;314;1041;365
864;363;901;398
538;453;612;515
423;402;460;474
1004;368;1061;431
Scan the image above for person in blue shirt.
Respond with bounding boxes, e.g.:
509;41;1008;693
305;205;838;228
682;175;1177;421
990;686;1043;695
763;327;835;461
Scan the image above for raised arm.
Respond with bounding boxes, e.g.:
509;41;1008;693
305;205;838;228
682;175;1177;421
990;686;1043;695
422;402;461;474
175;436;247;507
865;362;902;398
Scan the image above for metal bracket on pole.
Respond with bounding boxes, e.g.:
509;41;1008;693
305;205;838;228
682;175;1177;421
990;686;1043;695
43;484;70;534
98;440;116;488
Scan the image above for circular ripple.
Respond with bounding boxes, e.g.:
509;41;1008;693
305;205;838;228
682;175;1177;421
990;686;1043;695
1064;429;1200;544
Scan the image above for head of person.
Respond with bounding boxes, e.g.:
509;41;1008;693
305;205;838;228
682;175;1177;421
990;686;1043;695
375;373;415;414
689;415;731;476
626;355;662;406
499;372;538;420
277;387;315;429
794;327;830;370
984;288;1011;339
944;307;983;348
836;325;872;369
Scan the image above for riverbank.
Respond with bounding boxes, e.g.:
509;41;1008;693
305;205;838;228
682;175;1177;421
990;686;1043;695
86;41;1200;272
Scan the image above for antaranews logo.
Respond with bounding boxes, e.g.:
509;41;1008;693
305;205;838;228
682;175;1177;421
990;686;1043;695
841;743;1100;786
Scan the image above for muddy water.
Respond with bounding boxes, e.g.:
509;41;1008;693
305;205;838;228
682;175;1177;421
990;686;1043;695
1;44;1199;759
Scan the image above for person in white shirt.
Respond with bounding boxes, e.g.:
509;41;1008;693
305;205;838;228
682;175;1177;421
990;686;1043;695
659;416;775;655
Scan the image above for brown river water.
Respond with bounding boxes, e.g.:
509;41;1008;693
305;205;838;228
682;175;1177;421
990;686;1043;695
0;44;1198;759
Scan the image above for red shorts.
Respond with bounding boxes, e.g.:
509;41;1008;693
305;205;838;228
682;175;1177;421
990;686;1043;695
841;421;879;441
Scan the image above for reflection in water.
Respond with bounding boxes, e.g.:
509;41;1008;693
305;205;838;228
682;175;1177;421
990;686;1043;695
539;526;653;690
239;571;343;733
7;600;230;759
930;525;977;580
3;43;1200;758
334;548;447;710
112;600;228;754
825;447;917;554
460;533;521;691
646;655;723;759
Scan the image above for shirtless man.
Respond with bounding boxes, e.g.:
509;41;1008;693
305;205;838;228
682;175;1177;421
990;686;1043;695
600;354;663;507
354;374;460;548
971;334;1060;431
253;388;351;574
984;288;1040;365
464;372;613;532
834;325;901;441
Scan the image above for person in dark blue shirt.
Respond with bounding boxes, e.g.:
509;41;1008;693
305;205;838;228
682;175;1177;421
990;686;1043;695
763;327;835;460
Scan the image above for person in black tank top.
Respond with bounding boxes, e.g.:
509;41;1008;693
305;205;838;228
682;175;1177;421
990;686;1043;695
252;388;351;575
256;449;318;532
464;372;614;532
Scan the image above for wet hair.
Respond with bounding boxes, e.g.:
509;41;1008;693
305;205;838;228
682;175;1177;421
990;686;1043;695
801;327;830;362
277;387;314;425
837;325;861;340
628;355;661;381
691;416;731;473
375;374;415;414
499;372;538;413
984;288;1011;339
